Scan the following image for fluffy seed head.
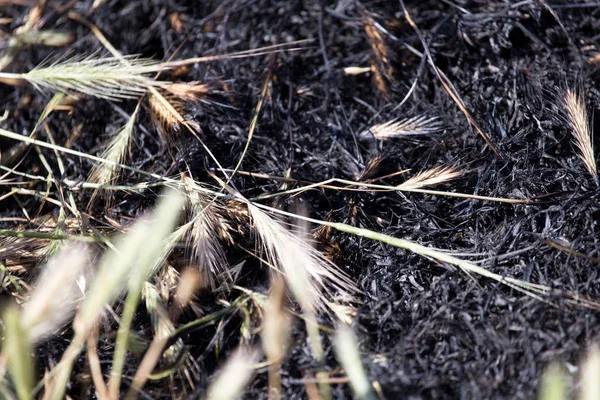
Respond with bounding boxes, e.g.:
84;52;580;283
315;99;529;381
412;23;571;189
367;115;442;139
564;90;597;180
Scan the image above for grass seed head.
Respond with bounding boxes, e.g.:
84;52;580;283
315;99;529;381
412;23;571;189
1;54;166;100
367;115;442;139
247;203;357;314
398;166;463;190
564;89;597;181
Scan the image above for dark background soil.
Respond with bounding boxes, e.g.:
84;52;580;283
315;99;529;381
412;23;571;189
2;0;600;399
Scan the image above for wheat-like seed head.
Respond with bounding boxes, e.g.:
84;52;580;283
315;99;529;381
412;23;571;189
18;55;165;100
565;90;597;179
368;115;442;139
148;91;187;142
397;166;463;190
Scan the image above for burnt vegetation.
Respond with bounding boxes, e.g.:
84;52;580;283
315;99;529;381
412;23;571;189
1;0;600;399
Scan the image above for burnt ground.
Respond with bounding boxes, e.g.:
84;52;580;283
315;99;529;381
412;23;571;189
2;0;600;399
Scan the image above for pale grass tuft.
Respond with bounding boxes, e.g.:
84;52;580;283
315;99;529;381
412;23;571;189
0;54;165;100
368;115;442;139
182;176;232;289
334;325;376;400
397;166;463;190
21;243;90;343
108;189;184;397
206;347;259;400
246;203;357;313
47;189;183;400
564;90;597;181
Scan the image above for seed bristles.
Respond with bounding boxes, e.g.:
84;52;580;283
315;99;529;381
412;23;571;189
182;176;232;289
245;202;357;313
397;166;463;190
367;115;442;139
564;89;597;182
0;54;166;100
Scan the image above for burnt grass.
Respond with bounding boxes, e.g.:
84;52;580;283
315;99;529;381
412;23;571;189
2;0;600;399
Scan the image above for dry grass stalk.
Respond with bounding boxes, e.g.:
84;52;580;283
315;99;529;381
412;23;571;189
261;275;291;399
399;0;502;158
357;155;384;181
334;325;375;400
142;282;198;385
13;30;74;47
3;306;33;400
164;80;235;109
397;166;463;190
564;90;597;182
0;236;51;271
587;54;600;64
368;115;442;139
124;268;200;399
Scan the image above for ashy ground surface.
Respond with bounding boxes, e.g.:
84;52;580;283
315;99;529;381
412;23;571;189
1;0;600;399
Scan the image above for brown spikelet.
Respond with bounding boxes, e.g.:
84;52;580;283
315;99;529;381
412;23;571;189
369;59;389;102
163;81;212;101
398;166;463;190
363;15;392;101
163;80;235;108
357;154;384;181
148;91;185;141
344;66;371;75
586;54;600;64
564;89;598;182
